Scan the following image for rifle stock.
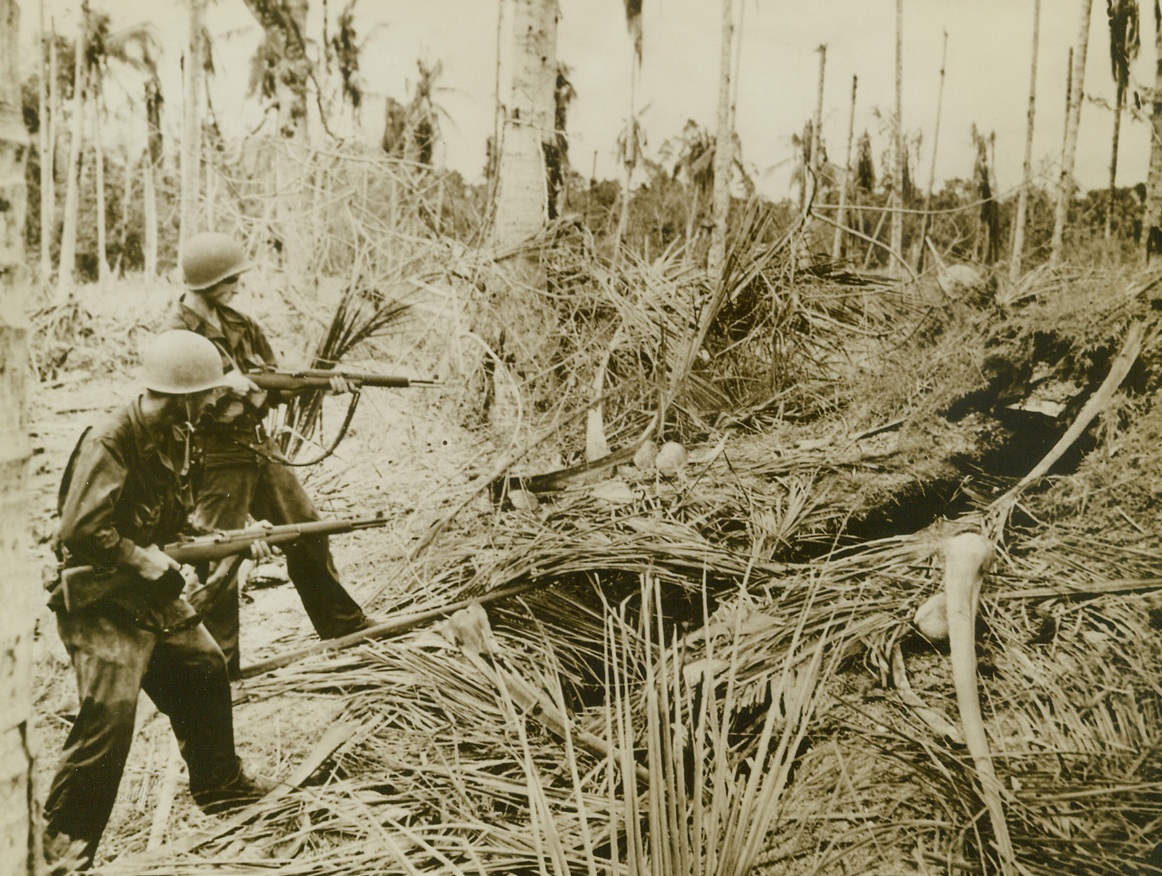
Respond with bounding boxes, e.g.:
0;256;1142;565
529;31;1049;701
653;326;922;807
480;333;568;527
59;515;389;610
249;368;441;392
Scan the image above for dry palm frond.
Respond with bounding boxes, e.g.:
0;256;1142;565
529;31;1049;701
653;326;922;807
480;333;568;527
278;282;413;459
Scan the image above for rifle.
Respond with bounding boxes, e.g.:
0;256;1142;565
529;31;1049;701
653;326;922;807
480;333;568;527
58;514;390;611
248;368;442;393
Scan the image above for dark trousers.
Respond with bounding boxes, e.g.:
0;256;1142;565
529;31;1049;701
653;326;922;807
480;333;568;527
44;607;242;865
191;459;367;674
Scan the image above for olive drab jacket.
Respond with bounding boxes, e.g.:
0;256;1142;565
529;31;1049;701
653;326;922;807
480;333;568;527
165;295;283;465
51;397;198;630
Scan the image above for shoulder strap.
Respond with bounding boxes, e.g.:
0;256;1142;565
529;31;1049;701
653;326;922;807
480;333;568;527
57;426;93;517
53;425;93;563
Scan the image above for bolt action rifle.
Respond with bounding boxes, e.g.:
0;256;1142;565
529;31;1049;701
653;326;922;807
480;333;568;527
246;367;442;466
57;514;390;612
248;368;442;393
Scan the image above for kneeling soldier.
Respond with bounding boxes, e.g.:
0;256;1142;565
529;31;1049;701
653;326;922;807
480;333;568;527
43;330;273;873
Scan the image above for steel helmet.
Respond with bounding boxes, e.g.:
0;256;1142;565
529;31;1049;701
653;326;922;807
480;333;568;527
141;330;229;394
181;232;252;290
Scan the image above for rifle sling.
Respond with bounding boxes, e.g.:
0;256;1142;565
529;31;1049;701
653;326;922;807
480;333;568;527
244;388;362;468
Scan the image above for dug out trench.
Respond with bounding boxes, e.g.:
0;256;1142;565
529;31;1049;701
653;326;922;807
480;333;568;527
505;354;1123;714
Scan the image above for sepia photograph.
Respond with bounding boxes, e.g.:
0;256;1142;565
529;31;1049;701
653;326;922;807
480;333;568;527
1;0;1160;872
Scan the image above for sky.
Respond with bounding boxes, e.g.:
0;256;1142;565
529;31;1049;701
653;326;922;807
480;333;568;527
14;0;1156;203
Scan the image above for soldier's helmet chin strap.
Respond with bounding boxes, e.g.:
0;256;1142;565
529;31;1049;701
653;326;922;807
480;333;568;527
178;396;198;478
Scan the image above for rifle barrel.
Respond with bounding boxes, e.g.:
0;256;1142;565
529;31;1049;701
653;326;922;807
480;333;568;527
249;370;441;391
62;516;389;579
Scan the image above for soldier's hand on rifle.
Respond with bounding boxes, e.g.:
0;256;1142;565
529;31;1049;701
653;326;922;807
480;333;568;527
128;544;180;581
328;374;353;395
215;371;267;421
249;520;275;561
223;370;260;396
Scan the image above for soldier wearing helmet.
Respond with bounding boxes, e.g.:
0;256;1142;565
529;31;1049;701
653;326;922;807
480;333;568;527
164;232;373;678
43;330;273;873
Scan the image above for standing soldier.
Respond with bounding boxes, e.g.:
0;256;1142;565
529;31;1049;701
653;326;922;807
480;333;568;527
166;232;374;677
44;330;274;873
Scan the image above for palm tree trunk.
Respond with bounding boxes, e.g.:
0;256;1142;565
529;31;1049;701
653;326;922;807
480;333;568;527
832;74;857;263
1064;47;1073;145
1011;0;1041;282
1144;1;1162;260
811;44;826;181
55;30;84;305
492;0;557;248
890;0;904;277
864;202;889;270
180;0;206;251
37;0;53;281
143;77;161;280
614;60;636;254
806;43;826;247
1106;82;1125;241
686;184;700;250
0;0;37;868
50;20;62;185
1051;0;1093;267
143;161;157;278
93;93;109;283
707;0;735;285
917;30;947;273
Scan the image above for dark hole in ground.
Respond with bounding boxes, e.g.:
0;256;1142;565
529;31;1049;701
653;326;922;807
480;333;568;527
832;405;1093;551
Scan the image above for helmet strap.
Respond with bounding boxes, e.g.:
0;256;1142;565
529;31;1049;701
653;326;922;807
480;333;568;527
179;398;197;477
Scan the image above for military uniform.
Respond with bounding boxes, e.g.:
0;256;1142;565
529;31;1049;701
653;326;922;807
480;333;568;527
165;295;368;676
45;397;259;869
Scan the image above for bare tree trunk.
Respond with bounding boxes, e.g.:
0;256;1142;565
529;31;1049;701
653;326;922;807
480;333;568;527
811;44;826;180
37;0;53;281
1011;0;1041;282
93;94;109;283
143;163;157;278
805;43;826;249
180;0;206;253
0;1;37;870
864;203;889;270
492;0;557;248
1051;0;1092;267
114;152;132;275
55;30;84;305
143;77;161;280
833;75;857;263
917;30;947;273
49;20;61;184
686;184;700;250
890;0;904;277
1106;80;1125;241
707;0;735;285
613;60;636;254
1144;0;1162;260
